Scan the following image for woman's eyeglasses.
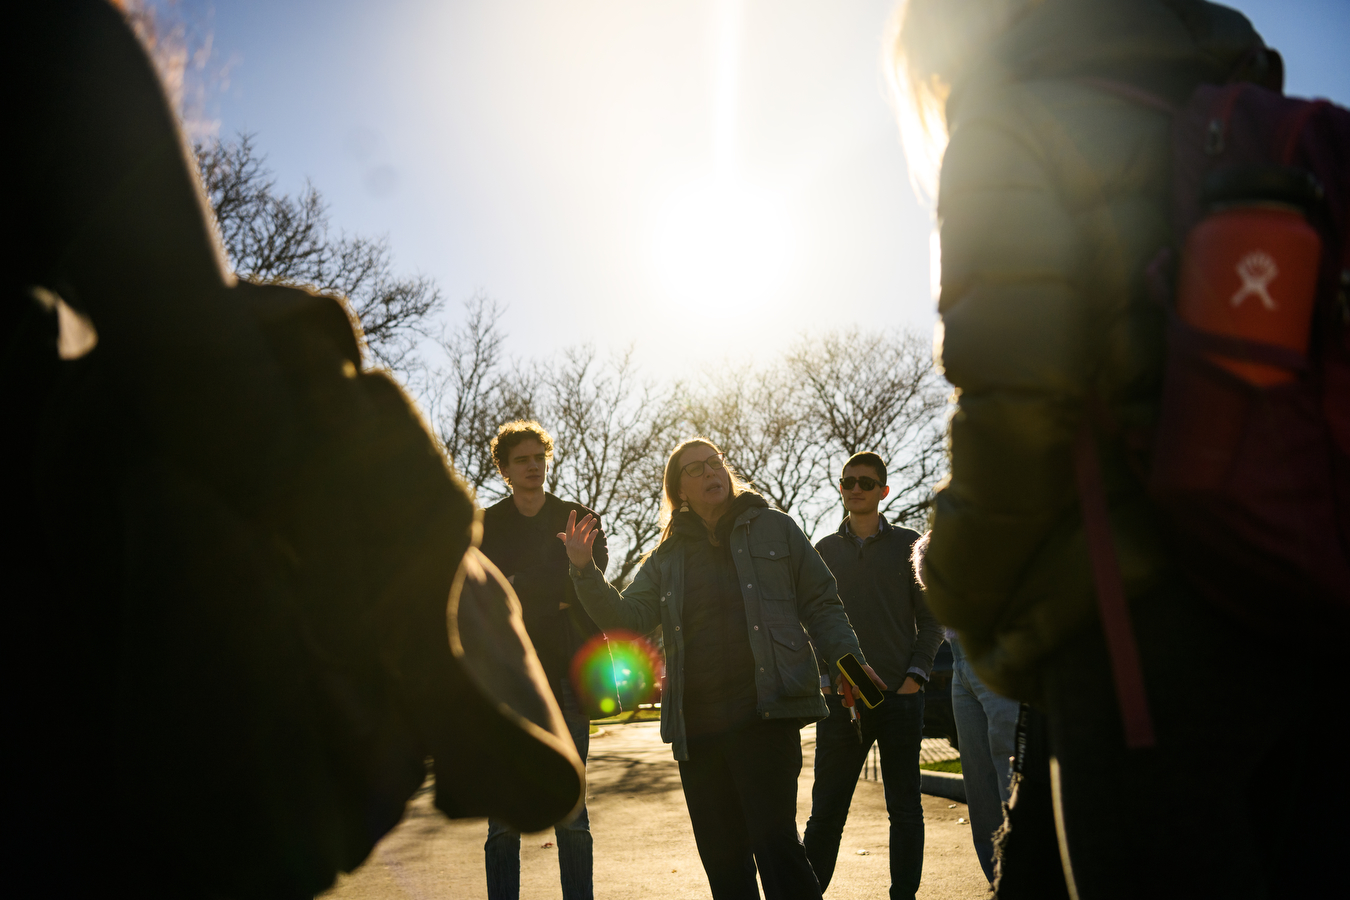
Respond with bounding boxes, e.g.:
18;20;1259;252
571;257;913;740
840;475;883;491
681;454;727;479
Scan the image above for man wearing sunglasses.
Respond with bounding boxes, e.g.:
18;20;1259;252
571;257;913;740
803;452;943;900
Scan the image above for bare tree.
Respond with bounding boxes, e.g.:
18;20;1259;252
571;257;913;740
424;295;539;501
786;329;949;528
543;347;684;586
124;7;442;369
195;134;443;371
685;363;836;536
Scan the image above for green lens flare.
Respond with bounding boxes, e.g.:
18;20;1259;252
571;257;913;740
569;629;662;718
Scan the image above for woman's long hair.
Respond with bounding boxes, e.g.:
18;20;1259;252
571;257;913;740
910;529;932;590
657;438;754;545
884;0;1035;204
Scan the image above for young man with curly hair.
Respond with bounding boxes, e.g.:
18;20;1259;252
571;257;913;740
479;421;609;900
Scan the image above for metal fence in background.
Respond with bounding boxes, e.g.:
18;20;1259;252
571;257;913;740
858;737;960;782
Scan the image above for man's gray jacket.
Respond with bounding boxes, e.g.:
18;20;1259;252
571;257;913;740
570;506;866;760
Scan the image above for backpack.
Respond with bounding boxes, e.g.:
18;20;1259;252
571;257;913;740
1072;78;1350;748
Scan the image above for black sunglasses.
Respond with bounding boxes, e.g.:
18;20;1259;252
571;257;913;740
840;475;883;491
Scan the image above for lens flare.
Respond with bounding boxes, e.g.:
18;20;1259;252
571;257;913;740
570;630;662;717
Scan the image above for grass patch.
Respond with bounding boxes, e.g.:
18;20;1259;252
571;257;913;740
590;707;662;730
919;758;962;774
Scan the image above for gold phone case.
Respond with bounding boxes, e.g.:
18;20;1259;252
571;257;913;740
836;655;884;709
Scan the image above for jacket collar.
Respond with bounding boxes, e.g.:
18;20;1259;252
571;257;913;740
734;504;766;527
668;493;769;548
836;513;891;542
496;491;561;517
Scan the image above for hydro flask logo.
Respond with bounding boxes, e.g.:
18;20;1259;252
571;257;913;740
1231;251;1279;310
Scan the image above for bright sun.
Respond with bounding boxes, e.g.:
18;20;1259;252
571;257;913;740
652;177;795;312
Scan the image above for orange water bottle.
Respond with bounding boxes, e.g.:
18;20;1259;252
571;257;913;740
1176;166;1324;386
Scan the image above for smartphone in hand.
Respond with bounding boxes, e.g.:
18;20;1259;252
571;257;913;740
836;653;885;709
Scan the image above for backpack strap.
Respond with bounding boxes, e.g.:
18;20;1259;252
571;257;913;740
1278;98;1329;164
1064;78;1170;749
1071;422;1158;749
1168;315;1312;371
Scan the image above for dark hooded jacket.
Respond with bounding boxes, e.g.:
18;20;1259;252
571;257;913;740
920;0;1280;700
480;493;609;704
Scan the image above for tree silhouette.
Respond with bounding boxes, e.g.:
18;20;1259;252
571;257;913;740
196;134;442;372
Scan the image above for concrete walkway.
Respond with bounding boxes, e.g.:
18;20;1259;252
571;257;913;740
321;721;990;900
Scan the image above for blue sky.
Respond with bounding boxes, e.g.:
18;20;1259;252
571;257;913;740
188;0;1350;371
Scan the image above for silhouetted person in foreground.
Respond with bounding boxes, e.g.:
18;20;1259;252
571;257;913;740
5;3;582;897
888;0;1345;896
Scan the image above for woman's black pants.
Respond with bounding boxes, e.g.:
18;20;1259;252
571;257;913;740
679;718;822;900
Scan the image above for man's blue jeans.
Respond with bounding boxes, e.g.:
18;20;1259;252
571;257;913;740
485;680;593;900
950;638;1019;883
804;691;925;900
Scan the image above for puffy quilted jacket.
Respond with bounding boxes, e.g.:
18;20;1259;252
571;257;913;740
920;0;1278;700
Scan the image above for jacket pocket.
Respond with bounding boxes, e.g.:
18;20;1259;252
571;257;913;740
769;624;819;697
750;540;790;562
751;541;795;606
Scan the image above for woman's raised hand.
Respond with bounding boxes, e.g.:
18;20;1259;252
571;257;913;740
558;509;599;569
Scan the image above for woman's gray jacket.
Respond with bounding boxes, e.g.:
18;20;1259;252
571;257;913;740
570;506;866;760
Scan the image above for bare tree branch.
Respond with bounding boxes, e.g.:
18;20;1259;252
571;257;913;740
423;295;538;502
686;363;835;536
195;133;442;372
786;329;949;529
543;346;683;586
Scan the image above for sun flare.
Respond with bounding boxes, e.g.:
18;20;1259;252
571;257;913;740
652;177;795;312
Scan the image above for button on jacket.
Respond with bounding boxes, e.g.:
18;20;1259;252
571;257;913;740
571;506;867;761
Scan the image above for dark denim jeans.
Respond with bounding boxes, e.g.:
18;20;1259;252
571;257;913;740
804;691;925;900
679;718;822;900
485;680;593;900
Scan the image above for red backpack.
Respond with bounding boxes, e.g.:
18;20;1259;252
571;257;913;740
1073;78;1350;748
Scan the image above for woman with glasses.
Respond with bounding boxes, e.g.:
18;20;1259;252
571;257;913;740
560;438;883;900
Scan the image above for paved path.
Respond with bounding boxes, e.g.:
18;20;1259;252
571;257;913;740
321;721;990;900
